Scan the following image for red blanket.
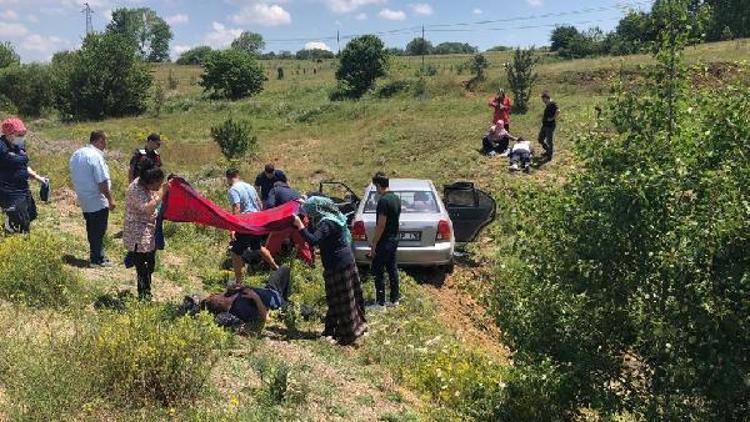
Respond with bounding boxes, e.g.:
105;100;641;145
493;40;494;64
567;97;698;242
162;177;299;236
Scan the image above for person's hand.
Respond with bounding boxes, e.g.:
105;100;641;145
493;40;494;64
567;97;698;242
230;230;236;241
161;181;170;195
292;215;304;230
108;201;116;211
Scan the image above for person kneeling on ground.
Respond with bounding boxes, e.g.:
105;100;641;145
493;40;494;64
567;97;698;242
482;120;517;157
184;265;292;333
509;137;533;173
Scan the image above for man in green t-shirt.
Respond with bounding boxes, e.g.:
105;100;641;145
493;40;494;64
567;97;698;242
370;172;401;307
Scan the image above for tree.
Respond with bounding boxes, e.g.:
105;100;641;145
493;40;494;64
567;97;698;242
211;118;257;161
504;48;538;114
176;46;214;65
231;31;265;56
0;42;20;69
486;45;511;52
405;37;433;56
106;7;173;62
465;53;489;91
54;33;152;120
332;35;388;100
200;49;266;100
607;11;655;55
550;25;581;52
295;48;335;60
0;64;55;116
433;42;477;55
386;47;405;56
701;0;750;41
495;1;750;419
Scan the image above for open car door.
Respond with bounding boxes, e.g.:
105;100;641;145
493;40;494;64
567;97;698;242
443;182;496;243
313;181;361;225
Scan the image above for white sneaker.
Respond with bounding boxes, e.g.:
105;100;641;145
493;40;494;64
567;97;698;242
386;300;400;308
488;150;497;157
509;163;520;171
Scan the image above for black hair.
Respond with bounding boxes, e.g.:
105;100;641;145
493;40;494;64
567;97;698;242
90;130;106;143
147;133;161;143
264;163;275;173
372;171;389;188
541;90;551;99
226;168;240;178
139;167;165;187
273;180;287;188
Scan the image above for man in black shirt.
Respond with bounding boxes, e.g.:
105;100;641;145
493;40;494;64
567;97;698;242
538;91;560;161
369;172;401;307
129;133;163;182
254;163;287;204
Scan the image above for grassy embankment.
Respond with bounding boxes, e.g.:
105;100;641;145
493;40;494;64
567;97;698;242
0;39;748;420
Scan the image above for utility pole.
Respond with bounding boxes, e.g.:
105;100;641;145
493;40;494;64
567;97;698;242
337;29;340;56
82;2;93;35
421;25;425;70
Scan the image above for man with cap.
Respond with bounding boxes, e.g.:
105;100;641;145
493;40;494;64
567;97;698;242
0;117;47;233
129;133;163;182
489;90;512;130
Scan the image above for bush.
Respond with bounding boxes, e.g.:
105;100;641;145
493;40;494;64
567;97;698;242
54;32;152;121
0;63;55;117
375;79;412;98
493;3;750;419
176;45;214;65
200;49;266;100
211;118;257;160
0;230;82;308
505;48;538;114
465;53;489;91
333;35;388;100
0;41;20;69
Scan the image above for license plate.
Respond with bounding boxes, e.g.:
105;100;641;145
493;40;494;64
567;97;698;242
399;231;421;241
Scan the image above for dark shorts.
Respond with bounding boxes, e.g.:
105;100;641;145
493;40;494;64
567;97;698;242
231;233;264;256
1;192;37;233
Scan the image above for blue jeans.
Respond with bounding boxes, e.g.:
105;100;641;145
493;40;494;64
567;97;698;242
83;208;109;264
372;238;399;305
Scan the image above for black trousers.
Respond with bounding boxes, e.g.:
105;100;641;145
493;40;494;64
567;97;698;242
538;126;556;158
482;136;510;155
83;208;109;264
372;238;399;305
1;192;36;233
133;247;156;299
510;150;531;168
266;264;292;300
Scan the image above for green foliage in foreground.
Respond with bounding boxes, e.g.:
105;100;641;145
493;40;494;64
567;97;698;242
493;2;750;419
0;230;83;308
0;304;232;419
200;49;266;100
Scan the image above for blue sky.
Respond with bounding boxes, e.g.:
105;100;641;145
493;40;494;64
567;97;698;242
0;0;653;62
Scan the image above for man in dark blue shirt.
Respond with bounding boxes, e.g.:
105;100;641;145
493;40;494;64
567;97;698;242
254;163;287;203
265;181;300;209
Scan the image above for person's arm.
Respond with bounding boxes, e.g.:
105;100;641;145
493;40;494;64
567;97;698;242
295;216;332;246
26;166;45;183
370;214;387;257
240;289;268;321
128;154;138;183
553;107;561;122
266;189;277;209
99;182;115;211
145;183;169;217
0;143;28;167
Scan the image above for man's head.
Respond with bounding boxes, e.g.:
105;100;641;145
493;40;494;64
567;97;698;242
541;91;551;104
139;167;165;191
146;133;161;151
225;168;241;185
264;163;275;177
372;172;389;194
273;180;288;188
90;130;108;150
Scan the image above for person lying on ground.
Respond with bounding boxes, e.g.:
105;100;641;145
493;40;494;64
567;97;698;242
482;120;517;157
509;137;533;173
293;197;367;346
183;265;292;333
226;168;279;284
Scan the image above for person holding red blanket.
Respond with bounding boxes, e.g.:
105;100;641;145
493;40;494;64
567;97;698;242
488;90;512;130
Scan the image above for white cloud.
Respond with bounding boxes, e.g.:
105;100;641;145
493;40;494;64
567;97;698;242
1;9;19;20
27;14;39;23
355;12;367;20
231;3;291;26
324;0;385;14
166;13;189;25
21;34;66;53
527;0;543;6
378;8;405;21
203;22;243;48
409;3;433;16
173;45;192;55
304;41;331;51
0;22;28;38
472;8;483;15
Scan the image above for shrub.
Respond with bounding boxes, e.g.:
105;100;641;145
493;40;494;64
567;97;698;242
200;49;266;100
150;81;165;117
505;48;538;114
465;53;489;91
176;45;214;65
54;32;152;121
0;41;20;69
375;79;412;98
211;118;257;160
166;69;178;90
333;35;388;100
0;230;82;308
250;355;309;406
493;2;750;419
0;63;55;117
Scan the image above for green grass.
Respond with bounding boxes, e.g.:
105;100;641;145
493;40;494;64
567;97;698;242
1;40;748;420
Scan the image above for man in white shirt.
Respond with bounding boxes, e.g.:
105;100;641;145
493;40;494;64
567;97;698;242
69;130;115;267
509;137;533;173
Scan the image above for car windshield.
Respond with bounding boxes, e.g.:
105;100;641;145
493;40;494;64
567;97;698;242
364;191;440;214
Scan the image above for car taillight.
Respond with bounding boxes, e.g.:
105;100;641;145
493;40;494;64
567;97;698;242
352;220;367;241
436;219;451;242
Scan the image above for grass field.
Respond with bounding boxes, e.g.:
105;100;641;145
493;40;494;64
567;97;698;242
1;40;748;420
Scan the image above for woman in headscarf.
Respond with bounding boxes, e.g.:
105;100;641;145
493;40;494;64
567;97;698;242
292;196;367;345
0;117;47;233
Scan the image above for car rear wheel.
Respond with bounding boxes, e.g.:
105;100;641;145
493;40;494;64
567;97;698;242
443;262;455;274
